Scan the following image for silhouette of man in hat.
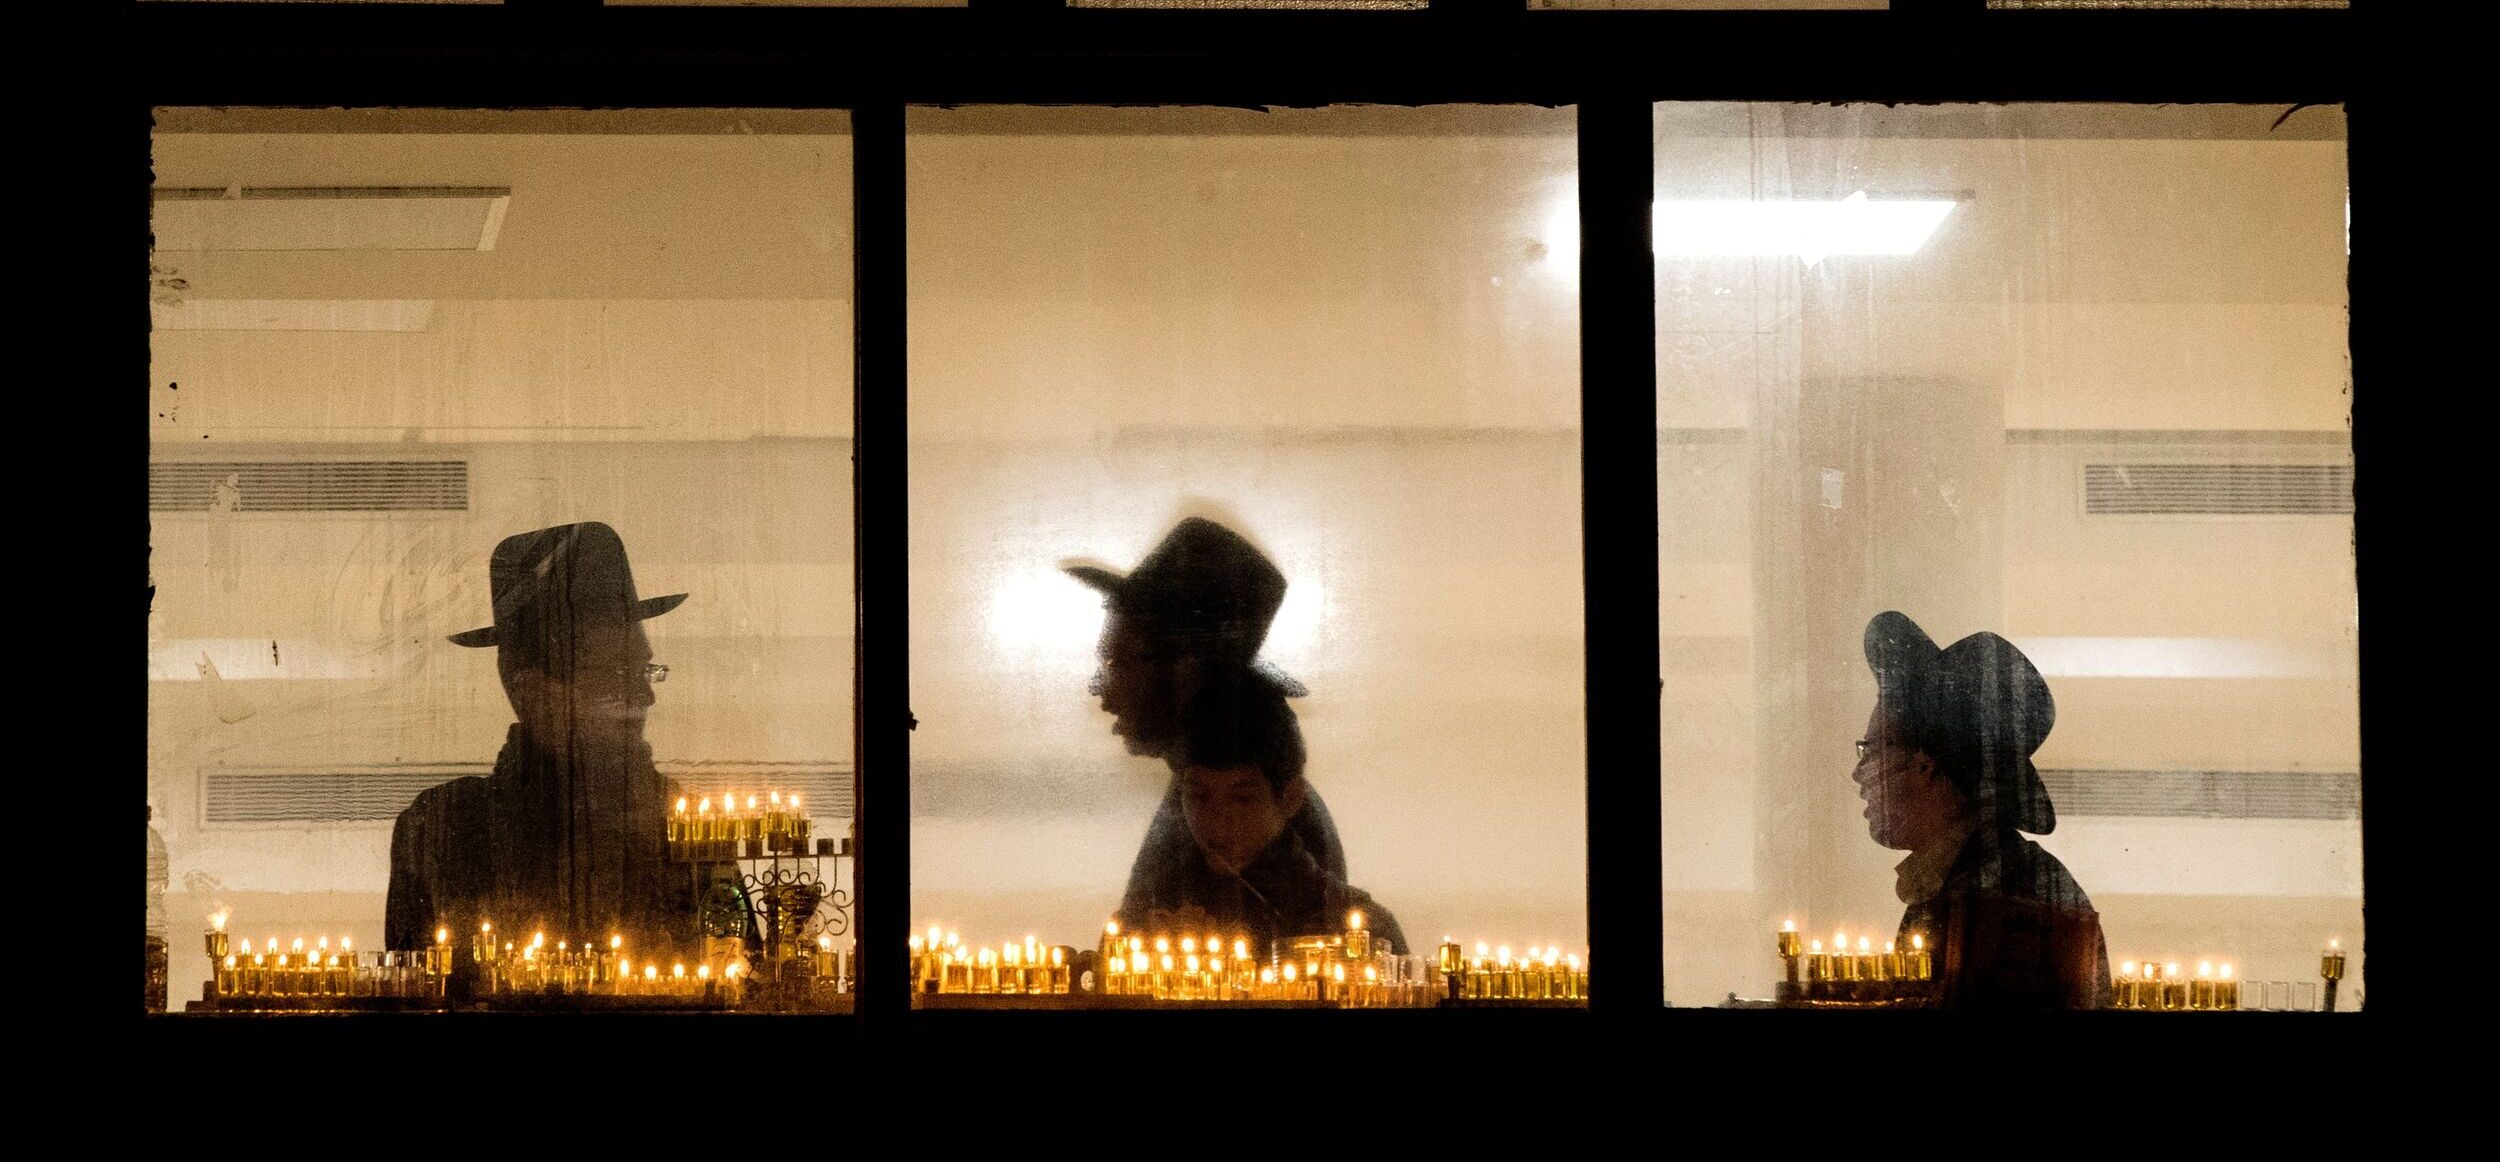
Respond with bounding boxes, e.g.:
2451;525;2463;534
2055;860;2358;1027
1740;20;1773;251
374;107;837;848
1854;611;2112;1009
1062;517;1353;927
384;522;705;957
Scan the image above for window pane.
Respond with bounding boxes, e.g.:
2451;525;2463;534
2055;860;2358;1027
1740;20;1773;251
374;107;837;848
908;105;1585;1007
149;108;856;1013
1656;102;2356;1011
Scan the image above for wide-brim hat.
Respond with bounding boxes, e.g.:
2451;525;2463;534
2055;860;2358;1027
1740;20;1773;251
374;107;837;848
1063;516;1307;698
1863;610;2057;834
448;522;686;649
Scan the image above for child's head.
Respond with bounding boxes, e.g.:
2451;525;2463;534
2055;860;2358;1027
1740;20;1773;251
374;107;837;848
1173;688;1307;875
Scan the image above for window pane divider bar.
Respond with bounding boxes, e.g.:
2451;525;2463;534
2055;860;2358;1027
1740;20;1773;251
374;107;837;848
854;97;911;1036
1578;100;1662;1017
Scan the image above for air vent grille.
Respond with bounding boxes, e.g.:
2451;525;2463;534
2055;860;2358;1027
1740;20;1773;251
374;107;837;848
2038;770;2358;821
200;764;854;825
2084;463;2352;516
150;461;469;513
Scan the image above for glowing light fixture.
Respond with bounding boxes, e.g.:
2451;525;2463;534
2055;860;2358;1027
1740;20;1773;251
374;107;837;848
1541;189;1962;269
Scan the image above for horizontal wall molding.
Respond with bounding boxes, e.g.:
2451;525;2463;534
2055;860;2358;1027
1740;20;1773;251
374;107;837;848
199;762;854;826
2040;768;2358;821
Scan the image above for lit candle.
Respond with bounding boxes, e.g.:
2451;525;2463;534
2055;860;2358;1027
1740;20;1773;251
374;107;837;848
217;953;238;998
1101;920;1121;973
2218;962;2239;1011
1907;933;1931;982
671;797;688;859
819;933;837;981
205;909;230;960
1775;919;1801;990
1495;946;1514;999
1346;910;1371;961
1856;936;1880;993
2116;961;2139;1009
1882;940;1900;993
2321;939;2346;1012
2162;963;2185;1011
1807;939;1832;997
1049;945;1066;995
1567;954;1586;1000
2192;961;2215;1010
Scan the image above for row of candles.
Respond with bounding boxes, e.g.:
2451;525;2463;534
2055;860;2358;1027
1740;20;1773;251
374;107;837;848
1435;939;1590;1002
2111;940;2348;1012
914;930;1074;995
667;791;822;861
1773;920;1935;1004
203;911;851;1007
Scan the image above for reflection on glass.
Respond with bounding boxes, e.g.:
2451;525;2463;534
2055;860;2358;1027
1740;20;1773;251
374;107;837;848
907;105;1584;1008
1656;103;2356;1010
149;109;855;1013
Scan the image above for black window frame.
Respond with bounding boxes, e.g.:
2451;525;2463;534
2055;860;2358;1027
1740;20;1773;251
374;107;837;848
129;0;2392;1062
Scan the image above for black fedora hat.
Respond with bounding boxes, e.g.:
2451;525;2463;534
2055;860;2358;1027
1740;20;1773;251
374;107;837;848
1863;610;2057;835
448;522;686;649
1063;516;1306;697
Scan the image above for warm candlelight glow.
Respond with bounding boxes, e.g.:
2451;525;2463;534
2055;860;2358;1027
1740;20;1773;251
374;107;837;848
1348;910;1365;932
239;938;252;955
210;910;229;933
1283;965;1298;982
789;795;801;812
2219;963;2234;980
1810;939;1824;954
1782;918;1795;933
437;927;450;945
2197;960;2212;979
292;938;305;955
1050;946;1064;967
1106;920;1120;938
644;965;658;982
698;964;711;981
1857;936;1871;955
1234;939;1249;960
1180;937;1197;955
1155;937;1170;954
746;795;758;811
699;797;712;814
820;934;834;952
2121;960;2136;975
610;934;622;951
1911;934;1924;951
673;963;686;979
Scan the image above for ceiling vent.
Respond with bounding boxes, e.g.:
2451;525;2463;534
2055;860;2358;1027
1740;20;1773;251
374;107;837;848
152;187;512;252
150;460;470;514
2039;769;2359;821
2084;463;2353;517
199;764;854;826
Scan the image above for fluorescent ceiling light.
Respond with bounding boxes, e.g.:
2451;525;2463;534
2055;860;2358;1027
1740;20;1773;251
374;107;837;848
1543;189;1960;270
1653;191;1958;265
152;187;512;252
150;299;437;333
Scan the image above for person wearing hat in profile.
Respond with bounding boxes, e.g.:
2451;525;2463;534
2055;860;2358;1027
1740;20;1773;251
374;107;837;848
384;522;705;957
1855;610;2112;1009
1061;516;1354;929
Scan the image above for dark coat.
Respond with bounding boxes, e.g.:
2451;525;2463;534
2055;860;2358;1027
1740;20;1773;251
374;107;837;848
385;725;700;955
1115;784;1406;958
1897;827;2113;1010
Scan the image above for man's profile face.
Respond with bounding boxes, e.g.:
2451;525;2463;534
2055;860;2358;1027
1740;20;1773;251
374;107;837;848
1179;764;1297;876
1093;616;1190;757
517;622;658;749
1852;705;1956;850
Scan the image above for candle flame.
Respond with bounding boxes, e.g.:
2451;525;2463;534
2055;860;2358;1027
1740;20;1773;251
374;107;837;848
1333;965;1346;982
1282;965;1297;982
1234;939;1249;959
611;934;622;951
645;965;658;981
1051;947;1064;966
292;938;305;954
1910;934;1924;951
698;797;712;814
1476;942;1490;957
698;964;711;980
789;795;800;812
1106;920;1120;937
821;934;834;951
676;797;687;814
1567;955;1582;971
1810;940;1823;953
2121;960;2136;975
1884;940;1895;954
2197;960;2212;978
437;927;450;945
1180;937;1196;955
1160;955;1174;971
673;963;685;978
2165;963;2180;978
209;910;229;933
727;962;742;979
770;791;782;806
481;921;492;934
1782;918;1795;932
1857;936;1871;954
946;932;960;949
747;795;757;811
1348;910;1364;931
1154;937;1170;953
224;954;236;968
1262;968;1277;983
1365;966;1378;981
2220;963;2234;980
2329;939;2341;951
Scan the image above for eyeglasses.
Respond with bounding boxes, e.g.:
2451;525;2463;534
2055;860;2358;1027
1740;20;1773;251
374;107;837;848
583;662;668;686
1854;739;1875;761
